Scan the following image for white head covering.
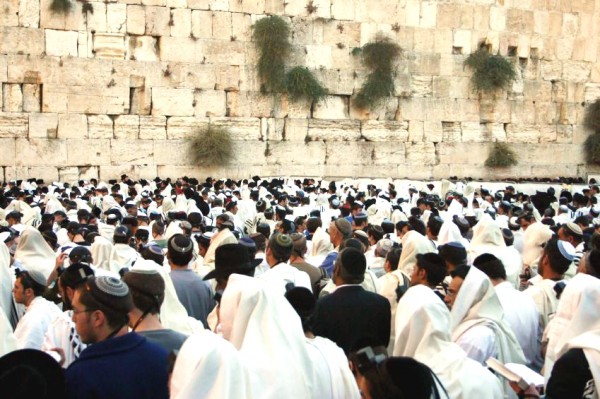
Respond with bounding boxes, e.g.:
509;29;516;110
522;223;552;268
437;220;466;246
170;331;251;399
219;274;314;399
393;285;503;399
14;226;56;279
0;243;14;326
0;309;17;357
108;244;138;274
398;231;436;277
91;235;113;272
311;226;333;257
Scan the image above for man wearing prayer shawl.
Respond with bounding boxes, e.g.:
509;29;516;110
393;285;503;399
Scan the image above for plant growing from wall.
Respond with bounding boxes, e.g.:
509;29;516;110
253;16;291;94
484;142;518;168
187;126;233;166
285;67;327;103
50;0;73;14
464;48;517;94
584;99;600;165
353;37;401;109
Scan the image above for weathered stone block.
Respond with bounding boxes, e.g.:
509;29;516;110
461;121;488;143
305;45;333;69
88;115;114;139
284;118;308;142
39;0;84;30
0;139;16;165
325;141;373;165
193;90;226;117
16;138;67;166
313;96;348;119
166;116;209;139
331;0;354;20
19;0;40;28
423;121;442;142
84;2;107;33
261;118;284;141
505;124;540;143
411;75;433;97
226;91;280;118
110;139;154;165
107;3;127;33
171;8;191;37
113;115;139;139
188;0;209;9
562;61;591;83
128;36;159;62
539;125;557;143
152;87;194;117
349;97;397;121
67;139;111;165
405;142;436;165
210;117;262;140
3;84;22;113
307;119;361;141
58;114;88;139
269;141;326;165
153;139;188;165
159;36;202;63
0;27;44;55
29;113;58;138
361;121;409;141
442;121;461;143
437;142;488;165
94;33;126;60
0;113;28;138
231;140;267;165
145;6;170;36
408;120;423;142
127;5;146;35
191;10;212;38
139;116;167;139
45;29;78;57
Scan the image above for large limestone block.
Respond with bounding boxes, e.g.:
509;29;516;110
19;0;40;28
58;114;88;139
94;33;126;60
110;139;154;165
128;36;159;62
584;84;600;103
204;41;245;65
405;142;436;165
519;144;582;165
231;13;252;42
194;90;226;117
145;6;170;36
67;85;129;115
313;96;348;120
0;27;44;55
506;9;534;33
83;2;107;33
39;0;84;30
3;84;23;113
45;29;78;57
361;121;408;142
0;113;28;138
284;118;308;141
29;113;58;138
171;8;192;37
268;141;326;165
212;11;232;38
562;61;591;83
437;143;488;165
226;91;281;118
88;115;114;139
113;115;140;139
442;121;461;143
311;69;353;96
556;124;573;144
307;119;361;141
423;121;443;142
331;0;354;20
0;139;16;166
107;3;127;33
139;116;167;139
66;139;111;165
166;116;209;139
231;141;267;165
371;141;406;165
191;10;212;39
453;30;472;53
153;139;188;165
505;124;540;143
2;0;19;26
349;97;398;121
188;0;209;9
41;84;68;113
215;65;241;91
159;37;202;63
461;121;488;142
262;118;284;141
152;87;194;116
325;141;373;165
408;120;423;142
305;45;333;69
16;138;67;166
210;117;262;140
539;125;557;143
127;5;146;35
411;75;433;97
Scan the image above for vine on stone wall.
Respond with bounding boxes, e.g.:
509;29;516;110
464;48;516;94
485;142;518;168
353;37;401;109
187;126;233;166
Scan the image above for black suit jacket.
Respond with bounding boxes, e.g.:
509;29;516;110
312;285;391;354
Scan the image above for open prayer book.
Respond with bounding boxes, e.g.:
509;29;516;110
486;358;544;390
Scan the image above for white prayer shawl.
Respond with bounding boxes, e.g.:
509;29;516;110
304;336;360;399
437;220;469;247
398;231;436;277
170;331;252;399
522;223;553;270
203;228;237;267
131;260;204;335
257;262;313;295
0;243;14;326
393;285;503;399
543;273;598;383
560;332;600;399
164;221;184;241
310;227;333;258
97;222;116;243
379;269;409;354
450;267;526;398
160;197;175;216
91;235;113;272
108;243;139;274
14;226;56;279
220;275;315;399
14;296;62;350
0;310;17;357
41;310;86;368
524;277;561;331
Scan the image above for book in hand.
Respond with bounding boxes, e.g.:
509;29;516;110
486;358;545;390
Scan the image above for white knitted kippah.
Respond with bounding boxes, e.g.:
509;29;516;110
95;276;129;297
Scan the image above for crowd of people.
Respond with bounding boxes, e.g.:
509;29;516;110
0;174;599;398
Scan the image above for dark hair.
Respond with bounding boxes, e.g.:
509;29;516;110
385;248;402;271
407;216;426;236
426;216;443;237
335;247;366;284
368;225;384;242
122;272;165;315
256;222;271;239
544;237;572;275
17;272;46;297
501;228;514;246
450;265;470;279
473;253;507;280
415;253;447;286
152;221;165;237
167;234;194;266
584;249;600;279
306;217;321;233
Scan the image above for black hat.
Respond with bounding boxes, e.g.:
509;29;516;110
0;349;66;398
203;243;261;280
69;246;92;263
438;242;467;265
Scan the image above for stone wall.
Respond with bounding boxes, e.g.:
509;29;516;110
1;0;599;182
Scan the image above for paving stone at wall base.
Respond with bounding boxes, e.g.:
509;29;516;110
307;119;361;141
16;138;67;166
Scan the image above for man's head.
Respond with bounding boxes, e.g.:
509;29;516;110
410;253;447;288
58;263;94;310
444;265;470;310
290;233;308;259
13;270;47;306
472;253;506;284
71;276;133;344
539;237;575;278
329;218;353;248
69;246;93;265
122;269;165;316
266;233;293;267
558;222;583;247
113;226;132;245
426;216;443;240
437;242;467;273
204;243;260;289
333;247;366;285
167;234;194;267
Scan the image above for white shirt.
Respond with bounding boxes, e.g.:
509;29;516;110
455;324;497;365
14;296;61;350
42;310;87;368
258;262;312;294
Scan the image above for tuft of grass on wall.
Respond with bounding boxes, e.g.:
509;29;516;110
464;48;517;94
584;133;600;165
252;16;291;94
584;99;600;132
485;142;518;168
353;37;401;109
187;126;234;166
285;67;327;103
50;0;73;14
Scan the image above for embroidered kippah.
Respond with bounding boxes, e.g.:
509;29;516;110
274;233;293;248
95;276;129;297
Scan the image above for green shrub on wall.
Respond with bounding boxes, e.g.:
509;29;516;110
584;99;600;132
464;48;517;94
584;99;600;165
354;37;401;109
187;126;233;166
252;16;291;94
285;67;327;103
50;0;73;13
485;142;518;168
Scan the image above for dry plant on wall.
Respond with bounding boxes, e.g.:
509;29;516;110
187;126;234;166
285;67;327;103
252;16;291;94
464;48;517;94
50;0;73;13
584;99;600;165
485;142;518;168
353;36;402;109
